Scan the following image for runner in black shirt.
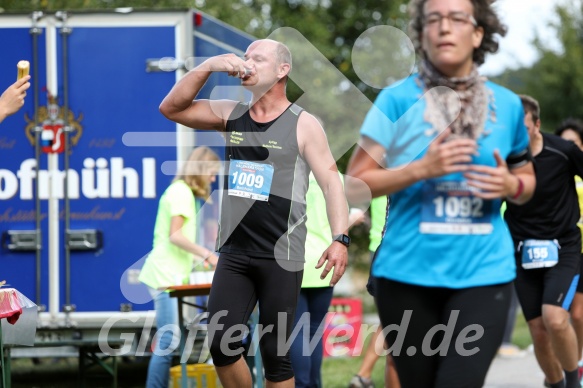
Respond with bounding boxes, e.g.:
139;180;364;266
506;95;583;388
160;39;349;388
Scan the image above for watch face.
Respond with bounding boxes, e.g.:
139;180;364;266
335;234;350;246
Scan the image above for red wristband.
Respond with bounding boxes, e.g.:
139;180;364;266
511;177;524;200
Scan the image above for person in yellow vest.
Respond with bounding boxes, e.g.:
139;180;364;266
555;118;583;379
139;146;221;388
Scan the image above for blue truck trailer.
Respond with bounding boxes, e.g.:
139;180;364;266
0;9;253;359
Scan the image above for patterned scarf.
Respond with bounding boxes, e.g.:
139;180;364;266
418;60;495;140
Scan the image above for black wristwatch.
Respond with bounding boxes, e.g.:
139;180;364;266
333;234;351;247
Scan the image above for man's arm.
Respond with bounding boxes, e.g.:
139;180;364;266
298;113;348;286
0;76;31;124
159;54;249;131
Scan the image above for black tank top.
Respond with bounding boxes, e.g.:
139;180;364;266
217;102;310;261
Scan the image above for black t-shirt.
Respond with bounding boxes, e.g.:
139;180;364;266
506;133;583;242
217;103;310;261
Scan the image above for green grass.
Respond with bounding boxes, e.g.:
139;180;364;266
511;309;533;350
321;338;386;388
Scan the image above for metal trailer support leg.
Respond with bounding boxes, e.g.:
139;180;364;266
0;322;10;388
78;346;86;388
78;346;118;388
3;348;10;388
0;321;5;388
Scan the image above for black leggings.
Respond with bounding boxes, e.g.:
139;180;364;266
375;278;512;388
207;253;303;382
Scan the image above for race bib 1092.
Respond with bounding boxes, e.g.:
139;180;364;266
420;180;493;235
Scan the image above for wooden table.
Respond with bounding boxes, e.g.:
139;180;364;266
164;284;212;299
162;284;264;388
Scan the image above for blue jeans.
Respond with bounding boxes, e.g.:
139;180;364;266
146;288;179;388
290;287;334;388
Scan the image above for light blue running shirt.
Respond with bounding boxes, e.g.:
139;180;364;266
361;75;529;288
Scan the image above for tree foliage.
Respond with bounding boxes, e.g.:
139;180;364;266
525;4;583;130
1;0;408;99
494;1;583;131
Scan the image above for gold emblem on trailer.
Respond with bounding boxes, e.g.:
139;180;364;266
24;93;83;154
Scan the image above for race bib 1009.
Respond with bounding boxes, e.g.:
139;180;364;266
228;160;274;201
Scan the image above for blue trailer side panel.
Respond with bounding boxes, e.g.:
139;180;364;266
60;26;178;311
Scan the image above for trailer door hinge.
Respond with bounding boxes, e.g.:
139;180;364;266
66;229;103;251
2;230;41;252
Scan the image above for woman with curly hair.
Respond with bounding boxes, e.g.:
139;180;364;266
346;0;536;386
139;146;221;388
